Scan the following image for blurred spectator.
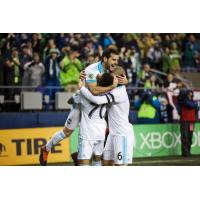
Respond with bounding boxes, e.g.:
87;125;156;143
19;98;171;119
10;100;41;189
141;33;155;52
166;78;185;120
183;34;200;71
20;44;32;82
24;52;45;90
162;47;171;73
11;47;21;85
3;34;18;56
3;47;21;101
183;39;195;68
19;34;29;44
8;47;21;86
164;73;177;88
120;46;141;86
20;44;32;67
32;33;42;54
43;38;60;61
194;53;200;71
26;41;34;57
147;42;163;70
102;33;116;48
162;34;171;48
94;53;100;63
83;40;96;59
44;48;61;110
134;90;161;124
169;42;181;73
159;96;174;123
178;89;199;157
138;63;151;87
84;52;100;66
170;34;182;49
56;33;69;51
85;53;95;66
144;75;160;89
60;46;83;92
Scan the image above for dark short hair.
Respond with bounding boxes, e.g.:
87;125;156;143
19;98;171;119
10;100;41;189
101;47;119;61
70;45;80;52
98;73;113;87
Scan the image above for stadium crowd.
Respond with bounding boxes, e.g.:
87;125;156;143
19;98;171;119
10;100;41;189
0;33;199;120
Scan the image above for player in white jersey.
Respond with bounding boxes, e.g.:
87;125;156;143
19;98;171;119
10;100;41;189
39;47;128;166
79;67;135;166
78;73;118;166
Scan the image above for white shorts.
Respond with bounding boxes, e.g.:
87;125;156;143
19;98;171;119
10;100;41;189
103;133;134;165
78;137;104;160
64;105;81;130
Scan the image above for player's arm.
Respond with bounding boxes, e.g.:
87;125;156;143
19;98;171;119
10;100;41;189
80;86;127;105
79;78;117;104
87;82;116;95
80;86;113;105
85;70;117;95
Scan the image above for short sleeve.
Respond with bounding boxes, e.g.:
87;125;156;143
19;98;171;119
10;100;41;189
85;67;98;83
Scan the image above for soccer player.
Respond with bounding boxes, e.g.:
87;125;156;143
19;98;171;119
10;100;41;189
77;73;118;166
39;47;127;166
79;67;135;166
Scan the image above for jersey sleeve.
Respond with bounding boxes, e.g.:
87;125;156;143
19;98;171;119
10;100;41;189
85;67;98;83
80;87;113;105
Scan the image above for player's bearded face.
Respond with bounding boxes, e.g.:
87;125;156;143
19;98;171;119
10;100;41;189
107;54;119;72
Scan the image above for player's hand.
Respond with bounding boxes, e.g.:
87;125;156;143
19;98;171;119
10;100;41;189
80;70;86;81
112;75;118;88
78;78;85;89
117;75;128;85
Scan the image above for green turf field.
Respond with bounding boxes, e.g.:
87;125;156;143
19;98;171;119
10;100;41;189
28;155;200;166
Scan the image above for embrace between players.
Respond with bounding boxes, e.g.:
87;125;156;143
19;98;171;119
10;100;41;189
39;47;135;166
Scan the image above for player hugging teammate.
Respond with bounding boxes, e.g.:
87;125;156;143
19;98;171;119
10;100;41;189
39;47;135;166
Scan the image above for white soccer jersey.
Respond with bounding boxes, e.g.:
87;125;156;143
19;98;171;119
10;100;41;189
79;61;106;140
79;93;107;141
65;61;104;130
80;85;135;164
80;85;133;136
70;61;104;104
85;61;104;84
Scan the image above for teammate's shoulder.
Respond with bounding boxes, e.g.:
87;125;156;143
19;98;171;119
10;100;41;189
113;85;126;91
110;85;127;96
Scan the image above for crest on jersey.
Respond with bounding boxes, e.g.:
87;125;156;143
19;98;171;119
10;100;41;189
89;73;94;79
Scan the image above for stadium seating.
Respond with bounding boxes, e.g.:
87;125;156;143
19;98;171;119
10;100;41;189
55;92;73;110
21;92;43;110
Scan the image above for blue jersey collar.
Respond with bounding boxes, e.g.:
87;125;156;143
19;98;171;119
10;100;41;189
98;61;104;74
